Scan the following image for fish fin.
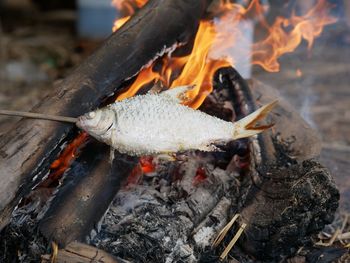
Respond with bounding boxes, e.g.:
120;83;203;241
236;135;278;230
232;100;278;140
160;85;195;103
148;82;164;95
198;144;223;152
109;147;115;163
157;153;177;162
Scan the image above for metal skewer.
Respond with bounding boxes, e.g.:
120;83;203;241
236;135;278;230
0;110;77;123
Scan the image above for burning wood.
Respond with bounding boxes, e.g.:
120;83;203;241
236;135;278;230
39;142;138;246
0;0;211;231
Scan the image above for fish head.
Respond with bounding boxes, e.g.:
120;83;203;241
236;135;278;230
76;108;115;141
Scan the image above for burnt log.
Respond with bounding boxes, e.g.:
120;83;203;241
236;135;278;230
239;159;339;259
234;77;339;260
39;141;138;246
0;0;212;231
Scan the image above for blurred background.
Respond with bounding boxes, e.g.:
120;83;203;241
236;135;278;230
0;0;349;211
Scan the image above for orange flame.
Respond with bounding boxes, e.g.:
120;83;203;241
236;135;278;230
252;0;337;72
114;0;336;107
39;132;89;187
116;20;230;108
170;21;230;108
113;16;131;32
112;0;148;32
49;132;88;175
112;0;147;14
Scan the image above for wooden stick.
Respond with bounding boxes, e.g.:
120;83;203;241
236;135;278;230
0;110;77;123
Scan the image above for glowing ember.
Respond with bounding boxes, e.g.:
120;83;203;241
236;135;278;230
126;164;143;186
193;167;207;186
139;156;155;173
125;156;155;187
41;132;89;186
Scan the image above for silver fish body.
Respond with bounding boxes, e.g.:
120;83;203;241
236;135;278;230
76;86;276;156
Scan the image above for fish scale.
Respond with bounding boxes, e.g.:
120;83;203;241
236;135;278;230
76;86;277;156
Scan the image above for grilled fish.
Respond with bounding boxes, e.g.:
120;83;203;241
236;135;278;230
76;86;277;156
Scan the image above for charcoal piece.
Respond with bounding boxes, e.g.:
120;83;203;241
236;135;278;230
239;160;339;260
39;141;138;246
305;247;348;263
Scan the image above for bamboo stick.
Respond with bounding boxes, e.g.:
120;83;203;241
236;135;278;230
0;110;77;123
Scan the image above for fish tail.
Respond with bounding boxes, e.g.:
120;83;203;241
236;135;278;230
232;100;278;140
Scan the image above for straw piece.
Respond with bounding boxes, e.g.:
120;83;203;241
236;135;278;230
219;223;247;261
212;214;240;247
51;242;58;263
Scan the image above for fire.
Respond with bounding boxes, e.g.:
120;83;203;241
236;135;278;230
113;0;336;107
139;156;155;173
112;0;148;32
169;21;230;108
40;132;89;187
251;0;337;72
49;132;89;178
116;21;230;108
117;66;161;101
43;0;336;186
111;0;147;15
112;16;130;32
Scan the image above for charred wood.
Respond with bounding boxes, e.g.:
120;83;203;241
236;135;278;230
0;0;212;231
39;141;138;246
238;159;339;260
236;77;339;260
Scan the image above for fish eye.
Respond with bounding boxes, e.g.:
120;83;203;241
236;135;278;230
87;112;96;119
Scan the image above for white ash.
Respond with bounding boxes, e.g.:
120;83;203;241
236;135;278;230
192;197;232;249
165;239;197;263
89;152;243;262
193;227;215;247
